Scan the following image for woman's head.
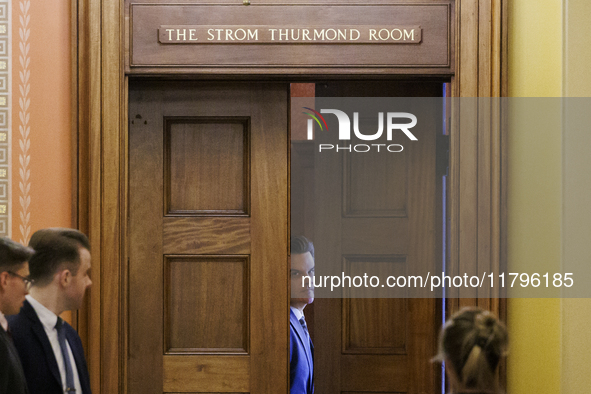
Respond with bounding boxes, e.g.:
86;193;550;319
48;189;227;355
436;307;508;393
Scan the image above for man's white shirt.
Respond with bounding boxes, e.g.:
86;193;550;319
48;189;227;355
290;306;304;322
0;310;8;332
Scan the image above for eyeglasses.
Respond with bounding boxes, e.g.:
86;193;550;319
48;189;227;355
7;271;35;290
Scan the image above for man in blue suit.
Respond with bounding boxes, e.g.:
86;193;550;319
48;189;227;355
290;236;315;394
8;229;93;394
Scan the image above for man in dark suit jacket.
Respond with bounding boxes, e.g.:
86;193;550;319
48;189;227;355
0;237;34;394
289;236;315;394
8;229;93;394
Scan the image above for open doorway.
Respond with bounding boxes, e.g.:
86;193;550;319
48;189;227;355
290;81;447;393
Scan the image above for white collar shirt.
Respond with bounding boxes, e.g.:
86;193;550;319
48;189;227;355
27;295;83;394
290;306;304;321
0;310;7;332
0;312;8;331
290;306;311;344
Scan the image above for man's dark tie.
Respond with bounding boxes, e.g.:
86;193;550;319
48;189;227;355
299;316;314;393
55;317;76;393
299;317;310;338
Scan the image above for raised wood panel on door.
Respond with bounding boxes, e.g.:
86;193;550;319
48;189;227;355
166;119;250;215
314;82;441;394
166;256;249;354
129;81;288;393
344;146;407;217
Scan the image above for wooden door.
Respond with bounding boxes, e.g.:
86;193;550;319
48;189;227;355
128;81;289;394
302;82;443;394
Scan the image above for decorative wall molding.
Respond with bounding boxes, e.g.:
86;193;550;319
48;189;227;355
17;0;30;244
0;0;10;236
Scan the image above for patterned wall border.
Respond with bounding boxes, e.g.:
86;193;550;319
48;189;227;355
0;0;10;237
17;0;30;243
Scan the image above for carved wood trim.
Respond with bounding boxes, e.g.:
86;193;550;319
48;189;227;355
126;1;454;74
448;0;507;317
74;0;126;393
75;0;507;392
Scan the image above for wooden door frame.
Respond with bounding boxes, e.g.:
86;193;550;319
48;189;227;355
72;0;507;392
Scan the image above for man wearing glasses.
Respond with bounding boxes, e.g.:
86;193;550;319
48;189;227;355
8;229;92;394
0;237;35;394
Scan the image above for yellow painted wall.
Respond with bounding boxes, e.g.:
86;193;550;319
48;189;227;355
562;1;591;392
507;0;562;393
508;0;562;97
509;0;591;393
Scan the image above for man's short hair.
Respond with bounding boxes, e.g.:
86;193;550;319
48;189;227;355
0;237;34;273
291;236;314;258
28;228;90;286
